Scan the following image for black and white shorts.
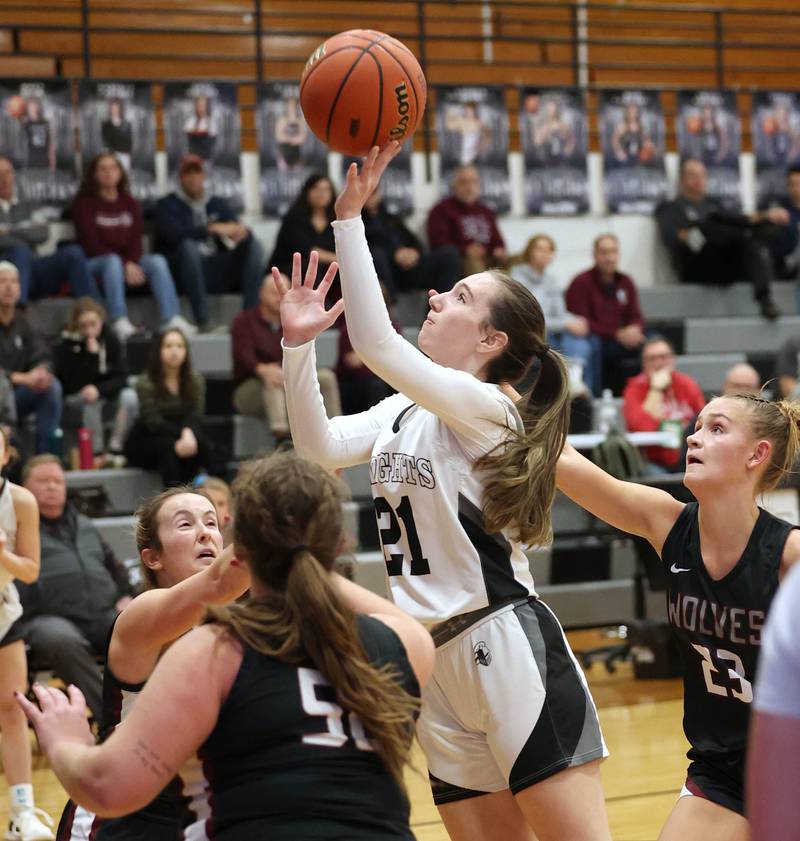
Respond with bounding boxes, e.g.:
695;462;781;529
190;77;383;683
420;597;608;804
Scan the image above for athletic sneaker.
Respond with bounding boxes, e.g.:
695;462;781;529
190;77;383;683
6;808;55;841
112;316;138;343
759;297;780;321
164;314;198;336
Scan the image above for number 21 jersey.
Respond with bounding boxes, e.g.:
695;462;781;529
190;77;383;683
661;502;796;765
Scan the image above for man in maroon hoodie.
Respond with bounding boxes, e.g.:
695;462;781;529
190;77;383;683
566;233;647;395
426;165;506;275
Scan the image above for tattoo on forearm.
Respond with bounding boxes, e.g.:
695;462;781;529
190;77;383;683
132;739;173;778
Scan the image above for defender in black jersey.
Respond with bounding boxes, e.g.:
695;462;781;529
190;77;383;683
56;486;248;841
19;454;434;841
558;392;800;841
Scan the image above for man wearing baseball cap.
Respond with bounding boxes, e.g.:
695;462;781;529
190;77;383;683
153;154;264;330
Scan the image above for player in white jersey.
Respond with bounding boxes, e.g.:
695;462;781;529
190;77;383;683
0;427;55;841
275;143;610;841
57;486;249;841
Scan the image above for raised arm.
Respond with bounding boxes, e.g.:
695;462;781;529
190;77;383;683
557;441;683;552
1;484;40;584
277;252;410;469
331;145;508;444
108;545;250;684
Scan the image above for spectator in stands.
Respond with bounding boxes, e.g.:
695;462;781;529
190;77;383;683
565;234;647;396
0;155;100;310
426;164;506;276
55;298;138;468
18;454;133;723
721;361;761;396
124;328;214;486
0;262;62;455
510;233;593;388
269;173;337;285
231;271;341;445
770;165;800;280
774;336;800;399
655;158;785;320
154;154;265;331
72;153;196;341
622;336;706;475
362;188;461;298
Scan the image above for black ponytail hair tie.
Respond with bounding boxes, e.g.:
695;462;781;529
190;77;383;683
538;344;550;360
289;545;309;559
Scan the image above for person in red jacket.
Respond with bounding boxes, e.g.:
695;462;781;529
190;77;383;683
623;336;706;474
426;165;506;275
565;233;647;396
72;153;196;339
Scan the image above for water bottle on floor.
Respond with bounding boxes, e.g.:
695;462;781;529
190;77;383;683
598;389;618;435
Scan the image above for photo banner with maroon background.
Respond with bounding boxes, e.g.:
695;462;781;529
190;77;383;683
163;81;242;211
77;81;158;204
0;79;75;215
435;85;510;214
520;87;588;215
599;89;668;213
751;91;800;209
256;81;328;218
677;90;741;209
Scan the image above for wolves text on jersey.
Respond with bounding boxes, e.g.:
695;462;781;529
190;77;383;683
369;451;437;489
668;592;765;646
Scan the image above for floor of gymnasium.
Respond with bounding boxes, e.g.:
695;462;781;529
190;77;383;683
3;629;686;841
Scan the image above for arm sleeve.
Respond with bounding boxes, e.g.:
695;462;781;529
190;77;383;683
72;198;112;258
188;374;205;427
754;563;800;719
332;216;508;445
624;279;645;327
137;378;181;437
123;198;143;264
100;536;133;598
283;340;409;469
24;320;52;371
622;379;661;432
655;200;685;253
565;275;615;338
488;215;505;252
230;315;261;377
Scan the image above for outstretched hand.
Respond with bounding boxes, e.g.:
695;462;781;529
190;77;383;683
16;683;95;759
275;251;345;348
334;142;402;220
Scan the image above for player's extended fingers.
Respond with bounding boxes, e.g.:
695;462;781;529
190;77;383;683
290;252;303;288
326;298;345;325
316;261;339;295
66;684;87;711
13;690;41;724
373;141;401;178
272;266;288;297
304;250;320;288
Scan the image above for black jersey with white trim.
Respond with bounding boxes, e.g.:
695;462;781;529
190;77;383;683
660;502;796;766
198;615;417;841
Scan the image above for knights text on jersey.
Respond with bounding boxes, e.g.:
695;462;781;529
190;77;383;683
370;399;536;623
660;502;795;767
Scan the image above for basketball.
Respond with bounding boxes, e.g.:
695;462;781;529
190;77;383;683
5;94;26;119
299;29;426;156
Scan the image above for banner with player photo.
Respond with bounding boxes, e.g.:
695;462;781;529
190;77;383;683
342;141;413;216
435;85;510;214
256;82;327;218
163;82;242;210
751;91;800;209
0;79;75;215
520;87;588;214
599;89;668;213
677;90;741;209
77;81;158;203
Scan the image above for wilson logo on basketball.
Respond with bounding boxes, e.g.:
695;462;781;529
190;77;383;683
303;43;326;74
389;82;411;140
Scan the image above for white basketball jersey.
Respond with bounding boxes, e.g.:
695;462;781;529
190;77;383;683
370;396;536;623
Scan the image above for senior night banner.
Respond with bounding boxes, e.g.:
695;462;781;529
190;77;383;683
599;89;668;213
0;79;75;215
752;91;800;209
77;81;158;203
677;90;741;209
520;87;588;214
256;82;328;218
163;81;243;211
435;85;510;214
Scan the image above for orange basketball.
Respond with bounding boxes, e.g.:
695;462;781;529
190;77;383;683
299;29;426;156
5;95;26;119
